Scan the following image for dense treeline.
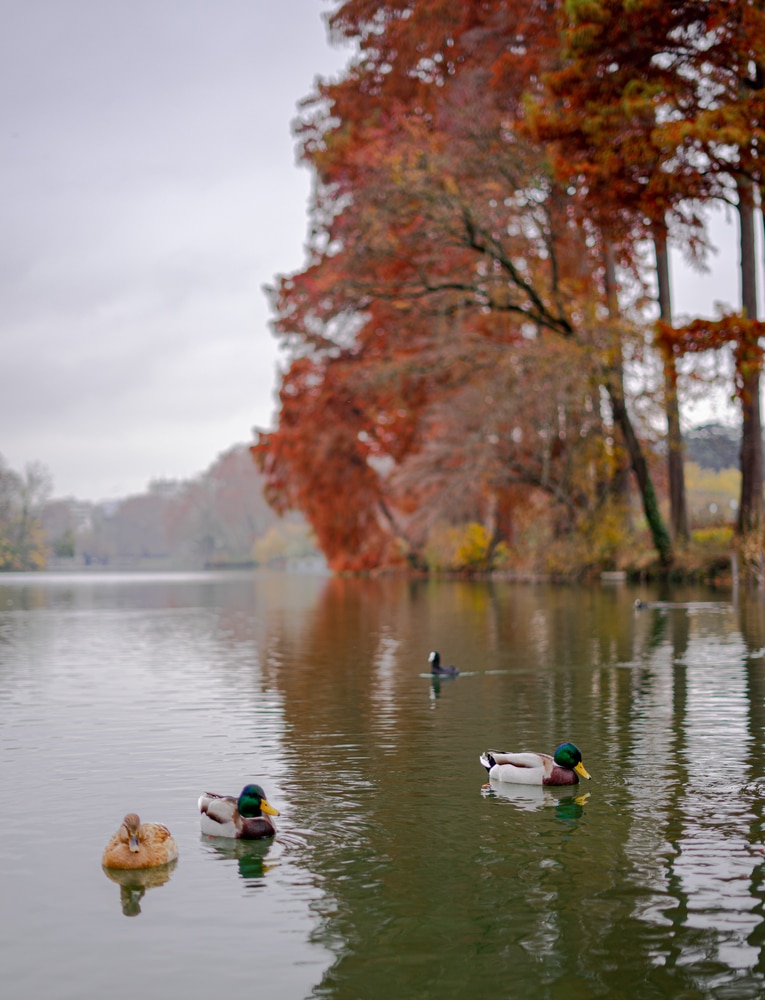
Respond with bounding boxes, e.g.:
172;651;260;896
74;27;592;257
0;446;319;572
254;0;765;576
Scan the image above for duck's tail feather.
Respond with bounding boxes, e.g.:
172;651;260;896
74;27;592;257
480;751;498;772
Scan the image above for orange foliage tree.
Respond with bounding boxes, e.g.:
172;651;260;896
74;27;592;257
254;0;670;570
255;128;634;563
533;0;765;535
254;0;761;570
525;0;718;545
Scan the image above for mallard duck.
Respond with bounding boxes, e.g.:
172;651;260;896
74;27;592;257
199;783;279;839
479;742;591;786
428;650;459;676
102;813;179;869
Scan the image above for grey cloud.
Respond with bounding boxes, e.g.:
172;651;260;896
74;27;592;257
0;0;347;499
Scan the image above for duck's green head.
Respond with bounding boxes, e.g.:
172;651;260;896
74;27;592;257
553;742;591;779
238;784;280;818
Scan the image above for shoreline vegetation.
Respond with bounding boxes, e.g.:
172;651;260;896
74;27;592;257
0;432;759;586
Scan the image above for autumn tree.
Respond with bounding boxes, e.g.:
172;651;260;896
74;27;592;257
654;0;765;535
256;0;675;569
525;1;731;546
0;457;51;571
537;1;765;540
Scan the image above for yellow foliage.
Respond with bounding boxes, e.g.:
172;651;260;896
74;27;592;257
684;462;739;526
684;462;740;498
582;501;632;568
692;525;734;550
542;499;638;577
454;523;492;569
253;520;318;565
425;521;502;572
0;518;48;571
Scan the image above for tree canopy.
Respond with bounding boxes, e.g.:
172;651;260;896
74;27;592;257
255;0;764;574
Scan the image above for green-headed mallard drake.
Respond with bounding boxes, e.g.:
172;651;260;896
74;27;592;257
428;650;459;676
198;783;279;839
102;813;179;869
480;743;591;786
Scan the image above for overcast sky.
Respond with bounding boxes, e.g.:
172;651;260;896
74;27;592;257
0;2;757;502
1;0;349;501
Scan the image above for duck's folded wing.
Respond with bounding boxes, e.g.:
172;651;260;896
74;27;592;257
200;796;238;824
490;751;551;768
147;823;174;843
198;791;229;811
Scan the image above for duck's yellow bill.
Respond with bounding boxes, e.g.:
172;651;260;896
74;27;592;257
575;762;591;780
261;800;280;816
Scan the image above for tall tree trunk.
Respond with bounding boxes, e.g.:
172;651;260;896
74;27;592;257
603;245;673;566
602;247;633;523
655;227;689;543
736;177;763;535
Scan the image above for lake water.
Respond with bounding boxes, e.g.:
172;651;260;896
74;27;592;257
2;570;765;999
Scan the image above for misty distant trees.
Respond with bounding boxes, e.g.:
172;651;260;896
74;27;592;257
0;445;320;572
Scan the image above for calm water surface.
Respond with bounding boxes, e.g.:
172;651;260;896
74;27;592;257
2;571;765;999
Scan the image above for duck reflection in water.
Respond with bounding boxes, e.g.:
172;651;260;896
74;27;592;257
429;674;444;705
102;860;178;917
202;836;277;887
482;781;590;820
428;651;459;707
429;671;462;706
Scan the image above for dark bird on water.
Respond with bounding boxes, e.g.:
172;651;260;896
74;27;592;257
428;650;459;676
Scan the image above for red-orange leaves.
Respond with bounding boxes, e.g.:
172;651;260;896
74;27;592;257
657;315;765;392
252;357;402;572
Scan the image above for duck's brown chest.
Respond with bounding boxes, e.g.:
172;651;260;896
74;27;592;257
543;765;578;786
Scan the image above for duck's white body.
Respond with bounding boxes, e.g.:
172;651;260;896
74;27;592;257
199;794;241;837
480;747;590;786
481;751;563;785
